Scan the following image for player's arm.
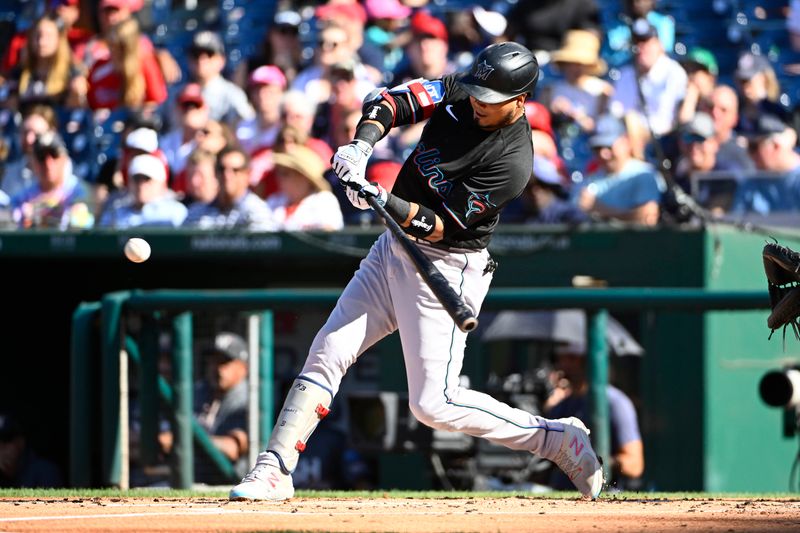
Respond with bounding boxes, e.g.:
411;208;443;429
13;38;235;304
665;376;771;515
332;78;448;239
347;77;444;155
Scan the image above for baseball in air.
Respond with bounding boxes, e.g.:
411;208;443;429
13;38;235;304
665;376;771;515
124;237;151;263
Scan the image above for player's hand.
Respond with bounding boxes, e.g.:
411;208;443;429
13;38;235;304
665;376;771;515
332;140;372;184
343;175;388;211
332;141;386;210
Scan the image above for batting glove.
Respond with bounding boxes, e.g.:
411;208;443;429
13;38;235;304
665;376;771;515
332;141;386;210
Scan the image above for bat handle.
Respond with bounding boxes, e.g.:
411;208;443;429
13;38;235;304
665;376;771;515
366;194;479;333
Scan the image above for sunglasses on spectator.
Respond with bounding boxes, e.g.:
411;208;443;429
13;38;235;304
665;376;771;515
747;139;766;153
216;164;248;174
318;39;343;50
190;49;215;59
181;102;202;111
331;70;355;82
131;173;154;183
33;147;61;162
275;24;299;35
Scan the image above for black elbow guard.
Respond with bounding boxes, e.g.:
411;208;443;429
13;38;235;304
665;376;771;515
358;101;395;135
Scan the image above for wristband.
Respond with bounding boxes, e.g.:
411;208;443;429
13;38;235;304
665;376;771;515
406;204;436;239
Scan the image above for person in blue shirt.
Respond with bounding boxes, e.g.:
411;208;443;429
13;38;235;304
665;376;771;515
526;155;590;225
731;114;800;217
182;144;274;230
604;0;675;68
572;114;666;225
98;154;188;228
545;342;645;491
0;411;63;488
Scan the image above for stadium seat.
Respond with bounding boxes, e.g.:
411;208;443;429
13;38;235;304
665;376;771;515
57;107;97;183
93;108;130;173
0;108;21;163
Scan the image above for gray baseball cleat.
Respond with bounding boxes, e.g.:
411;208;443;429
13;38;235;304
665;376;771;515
229;451;294;501
551;417;605;499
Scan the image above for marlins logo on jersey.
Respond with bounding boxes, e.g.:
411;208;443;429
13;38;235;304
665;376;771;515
465;192;496;219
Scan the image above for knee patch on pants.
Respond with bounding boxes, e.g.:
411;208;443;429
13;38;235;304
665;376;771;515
266;377;332;474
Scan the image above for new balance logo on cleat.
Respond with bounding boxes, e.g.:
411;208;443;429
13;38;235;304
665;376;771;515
550;417;605;499
569;437;584;456
229;451;295;501
266;471;282;489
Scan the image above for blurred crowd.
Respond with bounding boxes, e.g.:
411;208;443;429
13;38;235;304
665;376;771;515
0;0;799;232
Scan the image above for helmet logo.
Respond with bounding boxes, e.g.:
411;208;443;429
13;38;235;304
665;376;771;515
473;60;494;81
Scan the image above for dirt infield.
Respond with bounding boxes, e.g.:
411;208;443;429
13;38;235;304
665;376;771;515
1;496;800;532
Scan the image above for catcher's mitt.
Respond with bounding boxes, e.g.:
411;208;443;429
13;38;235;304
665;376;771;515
763;242;800;340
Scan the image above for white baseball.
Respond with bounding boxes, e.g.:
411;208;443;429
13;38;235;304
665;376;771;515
124;237;151;263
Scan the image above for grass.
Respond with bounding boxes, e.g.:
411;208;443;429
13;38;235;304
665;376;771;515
0;488;799;500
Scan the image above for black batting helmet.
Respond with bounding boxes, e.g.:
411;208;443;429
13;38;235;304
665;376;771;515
458;42;539;104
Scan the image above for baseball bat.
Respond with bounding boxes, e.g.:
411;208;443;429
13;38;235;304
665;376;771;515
366;195;478;332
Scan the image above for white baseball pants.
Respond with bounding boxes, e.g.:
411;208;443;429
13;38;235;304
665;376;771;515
299;230;565;457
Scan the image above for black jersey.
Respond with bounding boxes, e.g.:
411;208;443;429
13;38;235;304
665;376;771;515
384;74;533;250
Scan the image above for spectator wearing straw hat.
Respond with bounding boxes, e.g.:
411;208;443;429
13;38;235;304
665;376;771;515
267;144;343;231
541;30;613;134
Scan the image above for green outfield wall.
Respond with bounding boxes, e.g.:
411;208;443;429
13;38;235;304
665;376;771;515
2;225;798;491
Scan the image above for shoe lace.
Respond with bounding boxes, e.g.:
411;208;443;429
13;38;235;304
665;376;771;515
241;452;279;483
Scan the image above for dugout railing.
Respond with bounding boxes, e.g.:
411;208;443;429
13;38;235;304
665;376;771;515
70;287;768;489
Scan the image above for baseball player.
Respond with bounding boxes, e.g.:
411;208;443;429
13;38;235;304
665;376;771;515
230;42;604;501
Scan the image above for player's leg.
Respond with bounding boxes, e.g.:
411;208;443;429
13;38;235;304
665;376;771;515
389;243;603;498
230;233;398;500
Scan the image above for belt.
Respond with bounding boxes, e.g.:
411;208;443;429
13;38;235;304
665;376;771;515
407;235;480;254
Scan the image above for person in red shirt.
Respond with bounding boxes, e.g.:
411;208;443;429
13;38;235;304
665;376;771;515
8;12;88;109
1;0;92;76
86;17;167;111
